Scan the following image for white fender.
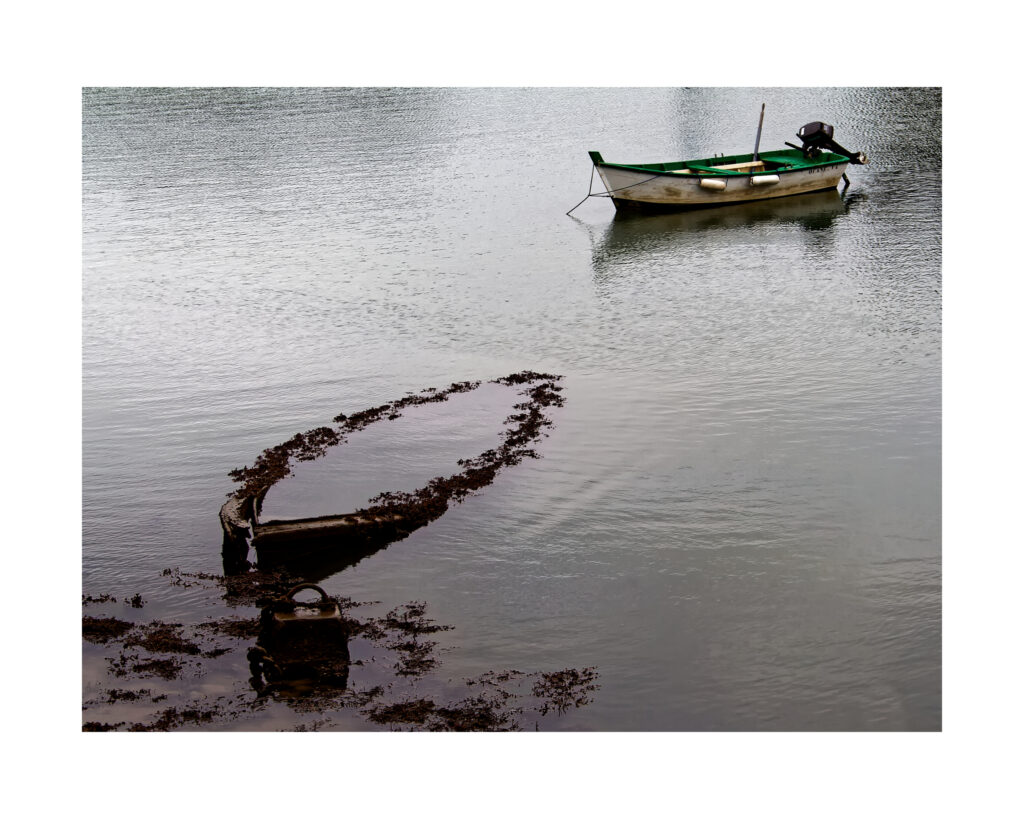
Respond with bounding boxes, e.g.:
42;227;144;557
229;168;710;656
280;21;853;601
699;178;727;190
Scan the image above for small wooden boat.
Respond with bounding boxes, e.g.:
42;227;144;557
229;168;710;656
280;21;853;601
585;119;867;211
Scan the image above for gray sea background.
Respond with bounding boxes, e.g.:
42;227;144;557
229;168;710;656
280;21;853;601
82;87;941;731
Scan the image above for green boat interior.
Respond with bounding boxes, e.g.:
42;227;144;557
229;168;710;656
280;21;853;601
588;149;849;176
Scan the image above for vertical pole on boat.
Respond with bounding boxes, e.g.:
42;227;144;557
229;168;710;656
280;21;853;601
753;103;765;162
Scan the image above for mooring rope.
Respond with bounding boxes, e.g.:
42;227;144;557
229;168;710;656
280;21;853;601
565;164;597;216
566;166;669;215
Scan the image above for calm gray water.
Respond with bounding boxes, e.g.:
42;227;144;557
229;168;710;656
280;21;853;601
82;87;941;730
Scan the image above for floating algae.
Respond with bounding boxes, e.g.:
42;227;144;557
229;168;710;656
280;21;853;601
220;371;565;574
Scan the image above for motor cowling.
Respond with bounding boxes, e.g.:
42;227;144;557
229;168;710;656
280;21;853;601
797;121;868;165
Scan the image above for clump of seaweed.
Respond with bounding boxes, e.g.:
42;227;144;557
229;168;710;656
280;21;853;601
128;704;223;732
366;603;454;677
83;616;133;644
82;593;117;605
428;691;523;731
361;664;599;731
161;567;222;589
364;690;521;731
228;426;343;500
122;622;202;656
197;617;261;640
90;615;232;684
102;688;153;703
365;698;436;726
376;602;453;638
292;718;336;732
82;592;147;609
162;566;301;607
532;667;601;715
492;371;563;387
83;721;126;732
109;653;186;680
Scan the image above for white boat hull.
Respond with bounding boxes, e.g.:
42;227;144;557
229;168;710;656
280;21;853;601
595;162;848;209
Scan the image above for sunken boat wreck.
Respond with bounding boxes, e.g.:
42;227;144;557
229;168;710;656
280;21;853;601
220;372;565;575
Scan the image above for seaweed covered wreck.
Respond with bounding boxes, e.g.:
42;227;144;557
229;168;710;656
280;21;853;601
220;371;565;575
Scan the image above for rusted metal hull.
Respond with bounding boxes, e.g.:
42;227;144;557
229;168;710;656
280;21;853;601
219;493;421;574
251;512;415;567
595;161;848;210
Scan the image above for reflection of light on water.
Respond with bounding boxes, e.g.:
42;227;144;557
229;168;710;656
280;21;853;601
259;381;523;521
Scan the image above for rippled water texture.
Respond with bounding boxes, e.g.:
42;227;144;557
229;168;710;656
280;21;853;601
82;87;941;730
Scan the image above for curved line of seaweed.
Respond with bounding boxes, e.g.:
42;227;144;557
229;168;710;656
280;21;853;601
226;372;565;530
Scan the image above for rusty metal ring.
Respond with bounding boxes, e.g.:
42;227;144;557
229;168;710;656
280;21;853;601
284;583;332;608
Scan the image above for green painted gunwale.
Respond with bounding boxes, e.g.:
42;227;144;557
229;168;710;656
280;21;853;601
592;148;849;177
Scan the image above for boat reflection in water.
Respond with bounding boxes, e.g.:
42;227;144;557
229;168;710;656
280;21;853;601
589;189;860;276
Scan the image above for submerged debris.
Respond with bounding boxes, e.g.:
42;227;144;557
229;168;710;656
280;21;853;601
251;584;352;692
83;582;599;732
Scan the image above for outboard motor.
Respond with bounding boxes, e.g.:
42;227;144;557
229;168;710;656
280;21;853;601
794;122;868;164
